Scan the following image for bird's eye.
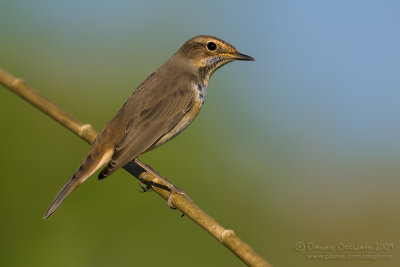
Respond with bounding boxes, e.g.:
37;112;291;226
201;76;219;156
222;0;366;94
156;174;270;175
207;42;217;51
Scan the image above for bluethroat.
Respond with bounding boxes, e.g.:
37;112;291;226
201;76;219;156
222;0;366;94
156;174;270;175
44;35;254;218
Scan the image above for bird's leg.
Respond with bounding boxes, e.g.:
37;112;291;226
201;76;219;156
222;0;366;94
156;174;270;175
158;176;192;209
144;172;183;209
135;160;191;208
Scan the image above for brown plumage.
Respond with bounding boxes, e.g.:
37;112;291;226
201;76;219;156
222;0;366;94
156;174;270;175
44;35;254;218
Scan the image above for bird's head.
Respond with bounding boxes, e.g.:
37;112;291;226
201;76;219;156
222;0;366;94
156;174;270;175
175;35;254;82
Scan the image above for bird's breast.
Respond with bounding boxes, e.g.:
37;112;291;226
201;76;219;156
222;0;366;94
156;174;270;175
196;83;208;107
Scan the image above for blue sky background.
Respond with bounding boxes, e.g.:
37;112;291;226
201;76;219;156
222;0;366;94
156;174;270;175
0;1;399;266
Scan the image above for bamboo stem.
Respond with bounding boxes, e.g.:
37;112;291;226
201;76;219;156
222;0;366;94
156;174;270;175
0;66;271;267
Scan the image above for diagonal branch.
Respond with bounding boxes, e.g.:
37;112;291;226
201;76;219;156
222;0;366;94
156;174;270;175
0;66;271;267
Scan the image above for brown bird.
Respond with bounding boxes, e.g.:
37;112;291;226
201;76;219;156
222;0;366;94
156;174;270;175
44;35;254;218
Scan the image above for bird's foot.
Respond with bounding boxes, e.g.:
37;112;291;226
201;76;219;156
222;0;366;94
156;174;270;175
137;162;192;208
138;180;152;192
155;175;190;209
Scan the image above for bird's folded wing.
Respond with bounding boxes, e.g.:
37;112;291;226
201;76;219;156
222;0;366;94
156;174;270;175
99;88;194;178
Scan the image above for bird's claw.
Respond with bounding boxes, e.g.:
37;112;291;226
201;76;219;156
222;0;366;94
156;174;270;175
140;170;192;209
167;192;176;209
138;180;151;192
165;185;192;210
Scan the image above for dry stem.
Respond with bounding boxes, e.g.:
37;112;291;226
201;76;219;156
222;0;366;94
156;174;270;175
0;66;271;267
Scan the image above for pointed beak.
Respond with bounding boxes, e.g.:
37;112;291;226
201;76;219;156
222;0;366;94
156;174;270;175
231;52;255;61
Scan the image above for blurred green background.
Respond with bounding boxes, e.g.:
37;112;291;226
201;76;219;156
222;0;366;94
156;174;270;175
1;0;399;266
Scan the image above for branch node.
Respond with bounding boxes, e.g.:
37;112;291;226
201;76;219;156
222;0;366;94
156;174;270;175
12;78;24;88
220;229;235;242
79;123;92;136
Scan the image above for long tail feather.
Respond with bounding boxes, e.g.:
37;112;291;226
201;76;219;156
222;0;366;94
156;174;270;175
43;149;114;219
43;176;82;219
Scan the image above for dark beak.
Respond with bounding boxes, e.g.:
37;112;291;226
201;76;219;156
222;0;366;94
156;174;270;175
232;52;255;61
